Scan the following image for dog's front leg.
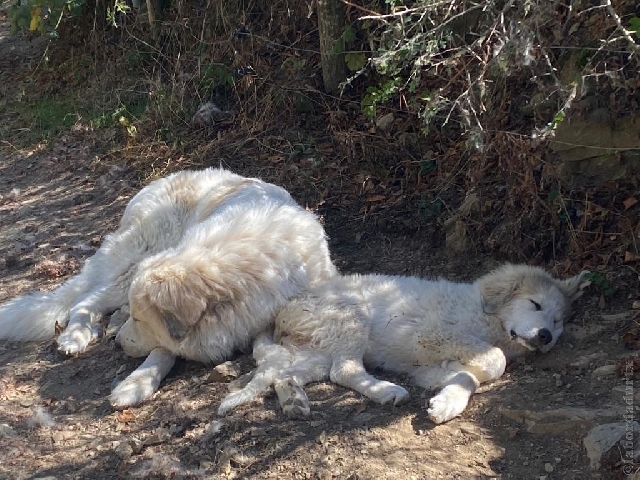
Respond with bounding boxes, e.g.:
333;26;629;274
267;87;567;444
57;285;127;355
413;345;507;424
330;354;409;406
110;347;176;409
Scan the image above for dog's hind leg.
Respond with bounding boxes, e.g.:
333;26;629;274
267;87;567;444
272;350;332;418
329;354;409;407
109;347;176;409
217;332;295;416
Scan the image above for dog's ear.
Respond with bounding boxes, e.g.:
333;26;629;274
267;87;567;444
559;270;591;302
142;264;209;338
161;310;190;341
478;266;520;314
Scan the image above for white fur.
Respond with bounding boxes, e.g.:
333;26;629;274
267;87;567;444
0;168;336;408
220;264;590;423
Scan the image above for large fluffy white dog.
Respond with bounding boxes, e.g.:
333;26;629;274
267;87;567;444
0;168;336;408
218;264;590;423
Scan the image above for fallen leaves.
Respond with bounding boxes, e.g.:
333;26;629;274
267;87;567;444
117;409;135;423
623;196;638;210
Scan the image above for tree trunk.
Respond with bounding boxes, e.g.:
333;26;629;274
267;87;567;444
146;0;163;38
317;0;346;94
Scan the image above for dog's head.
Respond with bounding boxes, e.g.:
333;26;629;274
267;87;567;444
478;264;591;353
115;250;216;358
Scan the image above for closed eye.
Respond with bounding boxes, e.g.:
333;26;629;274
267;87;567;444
530;299;542;311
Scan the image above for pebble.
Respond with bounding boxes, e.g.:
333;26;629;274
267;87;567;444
544;462;554;472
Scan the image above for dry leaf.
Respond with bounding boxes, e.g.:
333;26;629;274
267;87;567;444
624;251;640;263
54;321;64;336
365;194;386;202
623;197;638;210
117;410;135;423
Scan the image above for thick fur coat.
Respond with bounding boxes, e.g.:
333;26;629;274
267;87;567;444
0;168;336;408
218;264;590;423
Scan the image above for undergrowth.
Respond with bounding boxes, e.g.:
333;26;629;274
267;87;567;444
1;0;638;270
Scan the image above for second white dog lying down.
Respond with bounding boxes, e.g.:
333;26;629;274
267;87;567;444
218;264;590;424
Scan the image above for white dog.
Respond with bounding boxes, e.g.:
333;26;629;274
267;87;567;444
0;167;336;408
218;264;590;423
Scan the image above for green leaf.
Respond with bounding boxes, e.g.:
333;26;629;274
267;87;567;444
345;52;366;72
629;17;640;36
342;26;356;45
419;159;437;174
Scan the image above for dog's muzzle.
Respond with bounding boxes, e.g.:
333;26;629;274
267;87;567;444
510;327;553;351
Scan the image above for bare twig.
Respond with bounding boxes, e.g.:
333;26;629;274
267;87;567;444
603;0;640;54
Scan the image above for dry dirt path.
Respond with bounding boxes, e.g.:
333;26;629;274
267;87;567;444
0;12;638;480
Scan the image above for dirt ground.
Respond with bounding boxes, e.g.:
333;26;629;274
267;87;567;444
1;11;640;480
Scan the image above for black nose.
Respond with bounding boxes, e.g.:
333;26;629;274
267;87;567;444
538;328;552;345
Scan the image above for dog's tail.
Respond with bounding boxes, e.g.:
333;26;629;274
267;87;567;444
0;270;93;341
217;332;293;415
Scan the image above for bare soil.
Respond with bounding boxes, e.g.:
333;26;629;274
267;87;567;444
1;11;640;480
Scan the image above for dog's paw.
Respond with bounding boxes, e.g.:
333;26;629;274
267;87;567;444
275;380;310;418
427;385;470;424
109;373;158;409
372;382;410;406
217;392;244;416
57;324;99;355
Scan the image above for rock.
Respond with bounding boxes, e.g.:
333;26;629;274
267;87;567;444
128;438;144;454
115;441;134;460
376;113;395;130
570;352;608;369
0;423;15;437
143;427;171;446
445;219;469;253
592;364;617;379
207;361;242;383
584;422;639;470
632;300;640;310
610;385;640;405
601;312;636;322
549;115;640;188
499;406;623;434
544;463;554;473
191;102;231;128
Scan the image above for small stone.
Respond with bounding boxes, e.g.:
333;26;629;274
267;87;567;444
128;438;144;454
376;112;395;130
20;398;34;408
632;300;640;310
570;352;608;369
592;364;617;378
207;361;242;383
0;424;15;437
544;462;554;473
584;421;639;470
555;379;563;387
143;427;171;446
115;441;133;460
